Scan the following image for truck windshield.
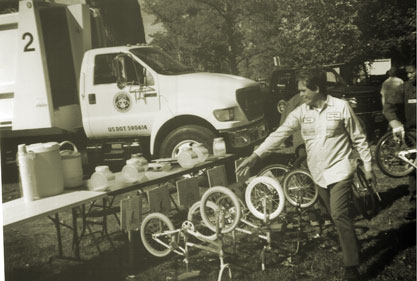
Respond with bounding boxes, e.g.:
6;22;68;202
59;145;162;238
130;47;193;75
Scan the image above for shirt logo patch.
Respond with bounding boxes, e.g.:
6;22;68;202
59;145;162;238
303;117;315;123
326;112;341;120
408;99;417;104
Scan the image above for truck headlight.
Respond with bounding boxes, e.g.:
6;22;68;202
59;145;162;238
214;108;235;121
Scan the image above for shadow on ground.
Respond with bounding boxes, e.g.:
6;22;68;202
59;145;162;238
361;220;416;280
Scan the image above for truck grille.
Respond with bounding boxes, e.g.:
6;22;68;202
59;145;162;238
236;86;265;121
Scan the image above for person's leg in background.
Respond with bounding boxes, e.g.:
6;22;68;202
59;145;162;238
407;171;416;220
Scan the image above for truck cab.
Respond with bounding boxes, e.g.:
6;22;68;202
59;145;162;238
81;45;267;158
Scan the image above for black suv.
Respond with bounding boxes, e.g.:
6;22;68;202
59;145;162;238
264;66;387;142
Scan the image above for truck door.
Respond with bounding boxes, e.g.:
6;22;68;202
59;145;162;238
83;52;159;138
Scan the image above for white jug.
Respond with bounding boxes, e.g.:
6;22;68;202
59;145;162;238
26;142;64;198
59;141;83;188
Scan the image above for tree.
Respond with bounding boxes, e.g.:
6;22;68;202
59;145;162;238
356;0;416;66
143;0;416;79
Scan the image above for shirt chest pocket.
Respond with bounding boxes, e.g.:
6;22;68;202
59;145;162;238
301;123;316;140
326;120;343;137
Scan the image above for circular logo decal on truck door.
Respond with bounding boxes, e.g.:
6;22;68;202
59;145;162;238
113;92;131;113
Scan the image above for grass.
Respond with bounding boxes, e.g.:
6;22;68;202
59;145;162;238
2;158;416;281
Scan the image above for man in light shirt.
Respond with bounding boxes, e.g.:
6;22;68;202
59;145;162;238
236;68;375;281
380;67;403;106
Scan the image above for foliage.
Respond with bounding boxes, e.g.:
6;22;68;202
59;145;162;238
143;0;415;80
356;0;416;66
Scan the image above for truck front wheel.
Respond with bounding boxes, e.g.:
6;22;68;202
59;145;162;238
159;125;215;158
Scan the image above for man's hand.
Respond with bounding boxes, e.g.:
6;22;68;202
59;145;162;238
235;153;259;177
389;120;405;141
364;169;376;186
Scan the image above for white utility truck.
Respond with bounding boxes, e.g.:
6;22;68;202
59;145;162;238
0;0;267;178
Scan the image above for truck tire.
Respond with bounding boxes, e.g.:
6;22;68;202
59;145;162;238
159;125;215;158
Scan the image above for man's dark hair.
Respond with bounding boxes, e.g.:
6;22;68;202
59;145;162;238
388;66;399;77
296;68;327;95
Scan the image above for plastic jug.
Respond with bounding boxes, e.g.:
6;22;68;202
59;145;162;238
59;141;83;188
192;143;209;163
177;147;198;169
129;153;149;171
17;144;39;202
121;155;147;183
213;137;226;157
90;166;115;191
26;142;64;198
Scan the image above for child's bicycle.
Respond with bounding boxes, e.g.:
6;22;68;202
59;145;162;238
375;129;417;178
259;156;382;220
140;186;241;281
190;175;299;271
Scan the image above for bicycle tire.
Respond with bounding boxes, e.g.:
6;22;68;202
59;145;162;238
140;212;175;257
245;176;285;220
352;164;378;219
258;164;290;185
375;130;417;178
187;200;218;241
200;186;241;234
282;168;318;208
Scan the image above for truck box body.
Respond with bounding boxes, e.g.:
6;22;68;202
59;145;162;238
0;1;90;135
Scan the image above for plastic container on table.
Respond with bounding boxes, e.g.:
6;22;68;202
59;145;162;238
25;142;65;198
213;137;226;157
177;147;198;169
59;141;83;188
192;143;209;163
90;166;115;191
121;154;148;183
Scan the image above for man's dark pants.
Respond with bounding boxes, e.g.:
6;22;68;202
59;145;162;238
317;177;359;267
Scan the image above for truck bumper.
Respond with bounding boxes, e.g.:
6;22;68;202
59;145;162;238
221;119;268;149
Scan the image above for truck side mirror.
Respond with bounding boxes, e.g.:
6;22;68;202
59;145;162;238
112;55;128;89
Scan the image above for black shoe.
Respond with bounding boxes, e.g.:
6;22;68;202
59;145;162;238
343;266;361;281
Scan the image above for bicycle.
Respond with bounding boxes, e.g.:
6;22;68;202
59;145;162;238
140;186;241;281
375;130;417;178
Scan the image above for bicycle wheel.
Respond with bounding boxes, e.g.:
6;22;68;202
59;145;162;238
258;164;290;185
282;168;318;208
375;130;417;178
352;164;378;219
140;212;175;257
200;186;241;234
187;200;218;241
245;176;285;220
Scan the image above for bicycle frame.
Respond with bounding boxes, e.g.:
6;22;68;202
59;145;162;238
397;149;417;169
149;210;232;281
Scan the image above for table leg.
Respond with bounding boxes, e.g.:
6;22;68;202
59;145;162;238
54;213;63;257
72;207;80;259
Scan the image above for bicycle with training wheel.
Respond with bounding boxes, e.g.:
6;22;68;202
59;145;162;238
140;186;241;281
375;129;417;178
191;175;301;270
260;154;381;221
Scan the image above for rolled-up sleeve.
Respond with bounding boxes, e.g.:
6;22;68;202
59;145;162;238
343;102;373;171
254;107;301;158
383;84;404;122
